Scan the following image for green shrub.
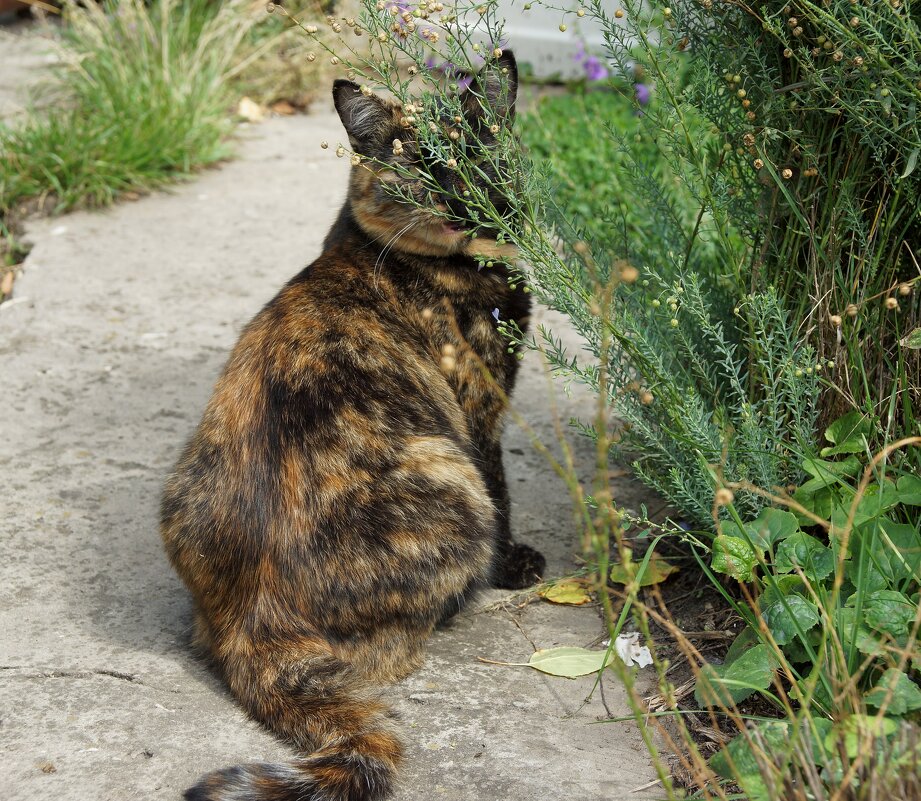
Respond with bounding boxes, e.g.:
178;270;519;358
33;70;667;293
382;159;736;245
282;2;921;797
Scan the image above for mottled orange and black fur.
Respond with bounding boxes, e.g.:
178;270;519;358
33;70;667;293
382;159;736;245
160;52;543;801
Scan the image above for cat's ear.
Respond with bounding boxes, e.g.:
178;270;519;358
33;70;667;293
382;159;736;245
333;80;392;152
461;50;518;122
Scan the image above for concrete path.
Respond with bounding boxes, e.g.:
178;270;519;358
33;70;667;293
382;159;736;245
0;108;661;800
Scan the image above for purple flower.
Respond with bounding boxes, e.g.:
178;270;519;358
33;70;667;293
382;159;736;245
572;41;610;82
634;83;651;106
583;55;609;82
492;308;500;322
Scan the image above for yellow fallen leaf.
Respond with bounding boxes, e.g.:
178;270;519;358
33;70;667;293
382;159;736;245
538;579;592;605
1;270;14;298
271;100;297;116
609;552;679;587
237;96;264;123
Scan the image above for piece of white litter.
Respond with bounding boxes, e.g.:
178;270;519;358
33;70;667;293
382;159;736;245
614;632;654;669
51;225;68;236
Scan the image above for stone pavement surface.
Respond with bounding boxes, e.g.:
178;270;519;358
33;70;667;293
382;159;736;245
0;102;662;800
0;18;57;122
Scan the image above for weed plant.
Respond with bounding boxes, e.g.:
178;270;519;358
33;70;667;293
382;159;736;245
0;0;260;215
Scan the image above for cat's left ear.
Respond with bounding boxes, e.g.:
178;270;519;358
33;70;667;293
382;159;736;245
461;50;518;122
333;80;393;153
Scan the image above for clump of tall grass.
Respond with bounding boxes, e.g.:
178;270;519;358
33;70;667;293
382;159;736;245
0;0;262;214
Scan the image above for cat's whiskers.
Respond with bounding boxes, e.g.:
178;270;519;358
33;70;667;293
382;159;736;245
374;218;421;288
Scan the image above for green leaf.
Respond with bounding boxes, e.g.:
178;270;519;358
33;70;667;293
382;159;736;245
826;714;898;759
792;485;834;524
844;557;889;594
760;575;807;609
762;594;820;646
801;456;862;488
829;482;899;531
712;534;760;582
725;627;760;666
862;590;916;638
694;644;778;707
774;532;835;582
901;147;919;179
900;327;921;349
835;605;887;657
725;507;800;548
896;473;921;505
864;669;921;715
879;519;921;582
710;721;791;800
525;647;612;678
608;552;679;587
820;412;873;456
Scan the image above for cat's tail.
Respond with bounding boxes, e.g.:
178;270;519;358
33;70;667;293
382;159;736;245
184;638;402;801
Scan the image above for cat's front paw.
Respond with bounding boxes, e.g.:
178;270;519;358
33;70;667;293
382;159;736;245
491;541;546;589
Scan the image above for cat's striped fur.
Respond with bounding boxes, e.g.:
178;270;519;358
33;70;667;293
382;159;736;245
161;51;543;801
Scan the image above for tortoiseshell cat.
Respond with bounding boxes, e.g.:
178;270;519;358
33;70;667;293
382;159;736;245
160;51;543;801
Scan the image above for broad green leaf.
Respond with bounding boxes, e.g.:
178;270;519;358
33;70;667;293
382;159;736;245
762;594;820;646
710;721;791;800
844;557;889;594
836;605;887;657
525;647;611;678
820;412;873;457
879;519;921;581
825;714;898;759
900;327;921;349
759;575;806;609
862;590;916;638
725;507;800;548
725;626;760;666
712;534;760;582
828;482;899;532
694;644;778;707
608;552;678;587
781;627;822;664
864;669;921;715
774;532;835;581
792;485;834;524
801;455;862;485
896;473;921;505
538;580;592;605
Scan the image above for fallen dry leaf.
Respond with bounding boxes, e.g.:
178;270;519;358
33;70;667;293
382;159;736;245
538;579;592;606
271;100;297;116
237;96;265;123
1;270;15;298
609;552;679;587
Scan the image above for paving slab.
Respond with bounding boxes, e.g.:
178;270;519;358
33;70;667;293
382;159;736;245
0;18;58;123
0;110;662;801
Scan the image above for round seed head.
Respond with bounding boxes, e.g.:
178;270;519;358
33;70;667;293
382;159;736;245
715;488;734;506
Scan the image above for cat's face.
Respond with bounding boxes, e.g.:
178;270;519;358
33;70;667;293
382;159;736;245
332;52;518;258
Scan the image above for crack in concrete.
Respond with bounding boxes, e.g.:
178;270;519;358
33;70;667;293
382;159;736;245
1;666;142;683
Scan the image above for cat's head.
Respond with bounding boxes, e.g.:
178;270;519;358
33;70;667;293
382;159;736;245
332;51;518;259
